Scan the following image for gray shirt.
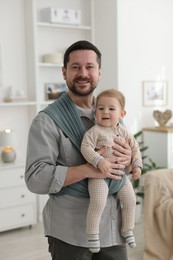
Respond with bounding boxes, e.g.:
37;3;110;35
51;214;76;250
25;106;125;247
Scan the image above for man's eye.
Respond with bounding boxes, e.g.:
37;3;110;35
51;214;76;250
71;66;79;70
87;65;94;69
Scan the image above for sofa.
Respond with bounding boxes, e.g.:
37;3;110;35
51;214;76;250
143;168;173;260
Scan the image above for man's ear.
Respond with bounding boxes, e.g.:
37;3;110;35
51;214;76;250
62;67;66;80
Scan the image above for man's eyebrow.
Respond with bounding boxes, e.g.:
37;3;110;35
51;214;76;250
70;62;80;65
70;62;96;67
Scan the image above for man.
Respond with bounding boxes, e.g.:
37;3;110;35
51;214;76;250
25;40;132;260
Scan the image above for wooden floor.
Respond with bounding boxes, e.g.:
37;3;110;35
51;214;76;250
0;224;50;260
0;217;144;260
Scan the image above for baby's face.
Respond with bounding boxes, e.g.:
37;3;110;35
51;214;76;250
95;96;125;127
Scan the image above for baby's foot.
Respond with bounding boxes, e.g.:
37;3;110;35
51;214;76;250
123;231;136;248
88;234;100;253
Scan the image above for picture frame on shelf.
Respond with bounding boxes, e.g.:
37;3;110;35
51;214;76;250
142;80;168;107
45;82;67;100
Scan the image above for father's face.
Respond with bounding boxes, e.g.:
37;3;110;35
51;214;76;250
62;50;101;96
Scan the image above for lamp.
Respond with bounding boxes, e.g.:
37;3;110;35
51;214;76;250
0;129;16;163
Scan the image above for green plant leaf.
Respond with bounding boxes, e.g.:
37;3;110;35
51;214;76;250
133;130;161;198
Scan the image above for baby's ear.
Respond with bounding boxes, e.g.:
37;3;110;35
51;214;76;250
120;110;126;119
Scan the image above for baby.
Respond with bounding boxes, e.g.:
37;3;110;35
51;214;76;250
81;89;142;253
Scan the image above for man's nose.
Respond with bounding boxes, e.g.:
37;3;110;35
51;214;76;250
78;67;88;77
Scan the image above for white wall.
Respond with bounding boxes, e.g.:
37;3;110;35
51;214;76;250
94;0;118;92
117;0;173;132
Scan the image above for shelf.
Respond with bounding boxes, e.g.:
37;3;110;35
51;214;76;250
0;161;25;169
0;101;37;107
37;22;92;30
38;62;63;68
143;126;173;133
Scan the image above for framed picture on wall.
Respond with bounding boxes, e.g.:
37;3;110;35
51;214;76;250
45;82;67;100
142;80;168;106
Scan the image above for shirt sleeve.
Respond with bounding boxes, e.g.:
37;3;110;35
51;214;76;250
25;112;68;195
126;131;143;169
81;125;103;168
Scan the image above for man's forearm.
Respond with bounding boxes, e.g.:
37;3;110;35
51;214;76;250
64;163;98;186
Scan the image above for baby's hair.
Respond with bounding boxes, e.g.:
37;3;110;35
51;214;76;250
96;89;126;110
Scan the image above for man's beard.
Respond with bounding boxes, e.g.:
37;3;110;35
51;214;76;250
68;80;96;97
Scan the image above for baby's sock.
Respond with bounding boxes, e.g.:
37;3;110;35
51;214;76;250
88;234;100;253
123;231;136;248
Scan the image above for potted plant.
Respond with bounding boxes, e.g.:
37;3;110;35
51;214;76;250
133;131;160;222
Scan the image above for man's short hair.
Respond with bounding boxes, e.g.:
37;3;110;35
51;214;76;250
63;40;101;68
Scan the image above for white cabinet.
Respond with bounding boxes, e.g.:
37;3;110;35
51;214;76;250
0;163;37;232
142;127;173;168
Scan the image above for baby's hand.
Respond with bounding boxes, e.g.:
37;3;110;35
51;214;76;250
97;159;110;173
132;167;141;180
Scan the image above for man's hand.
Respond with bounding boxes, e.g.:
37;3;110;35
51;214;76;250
112;138;132;167
96;146;126;179
96;159;125;180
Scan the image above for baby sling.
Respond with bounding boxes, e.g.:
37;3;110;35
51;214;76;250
43;93;125;198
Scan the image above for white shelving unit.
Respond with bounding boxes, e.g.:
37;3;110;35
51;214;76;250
24;0;94;108
0;0;95;227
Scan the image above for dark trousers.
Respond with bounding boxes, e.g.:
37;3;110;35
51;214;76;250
48;236;128;260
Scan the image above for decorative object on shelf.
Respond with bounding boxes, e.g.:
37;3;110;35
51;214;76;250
0;128;16;163
142;80;168;106
42;52;63;64
40;7;81;25
153;109;172;127
45;82;67;100
3;86;27;102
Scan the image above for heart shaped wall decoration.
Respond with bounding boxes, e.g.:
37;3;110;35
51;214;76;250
153;109;172;127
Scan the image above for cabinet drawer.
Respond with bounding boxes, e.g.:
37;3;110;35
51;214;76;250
0;186;36;208
0;167;25;188
0;204;36;232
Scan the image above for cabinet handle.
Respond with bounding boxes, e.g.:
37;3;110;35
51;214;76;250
21;194;25;198
21;213;25;218
20;175;24;179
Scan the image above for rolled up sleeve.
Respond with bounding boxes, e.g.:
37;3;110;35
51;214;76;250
25;112;68;194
